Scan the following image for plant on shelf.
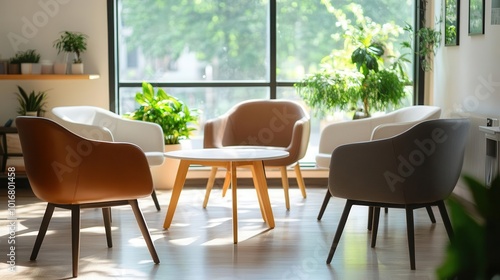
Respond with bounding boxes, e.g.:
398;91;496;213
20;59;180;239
15;49;41;64
53;31;88;74
126;82;199;145
436;175;500;279
294;4;408;119
14;85;48;116
53;31;88;63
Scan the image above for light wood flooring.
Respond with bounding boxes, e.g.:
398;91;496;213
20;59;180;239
0;181;450;279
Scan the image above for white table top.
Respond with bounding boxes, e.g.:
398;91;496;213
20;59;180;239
164;148;289;161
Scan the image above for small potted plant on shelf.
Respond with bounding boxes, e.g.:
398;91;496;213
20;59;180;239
15;49;41;75
53;31;88;74
126;81;199;189
8;53;22;74
14;85;48;116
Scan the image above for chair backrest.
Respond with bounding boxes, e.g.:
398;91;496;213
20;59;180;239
52;106;165;155
204;99;311;164
16;117;153;204
329;118;470;204
318;105;441;157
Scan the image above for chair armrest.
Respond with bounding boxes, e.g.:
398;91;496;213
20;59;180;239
371;122;419;140
51;118;114;141
285;117;311;162
318;119;373;155
112;118;165;153
74;141;154;202
203;116;229;148
329;139;406;204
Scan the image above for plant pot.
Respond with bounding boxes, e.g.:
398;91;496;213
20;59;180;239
8;63;20;74
25;111;38;116
41;60;53;74
150;143;184;190
71;63;84;74
31;63;42;74
21;63;32;74
53;63;67;74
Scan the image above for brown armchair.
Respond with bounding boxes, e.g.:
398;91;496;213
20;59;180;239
16;117;160;278
203;99;311;210
326;118;470;269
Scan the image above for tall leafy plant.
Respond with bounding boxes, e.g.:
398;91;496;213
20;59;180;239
53;31;88;63
126;82;198;145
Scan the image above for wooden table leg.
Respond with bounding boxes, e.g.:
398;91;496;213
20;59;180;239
163;160;191;229
203;166;218;208
230;161;238;244
251;160;275;228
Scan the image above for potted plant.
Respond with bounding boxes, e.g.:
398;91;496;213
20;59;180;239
436;175;500;279
295;24;408;119
14;85;48;116
8;53;22;74
15;49;41;75
126;82;199;189
53;31;88;74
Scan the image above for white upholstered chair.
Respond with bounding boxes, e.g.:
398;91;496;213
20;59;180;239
51;106;165;210
316;105;442;220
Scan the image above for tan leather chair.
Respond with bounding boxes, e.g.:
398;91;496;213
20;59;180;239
52;105;165;211
203;99;311;210
16;117;160;277
326;118;470;270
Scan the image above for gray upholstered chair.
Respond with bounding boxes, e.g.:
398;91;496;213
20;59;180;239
203;99;311;210
317;105;442;221
326;118;470;270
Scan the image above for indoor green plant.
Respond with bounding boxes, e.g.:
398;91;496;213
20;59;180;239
126;81;199;145
15;49;41;74
15;85;47;116
436;175;500;280
53;31;88;74
295;20;408;118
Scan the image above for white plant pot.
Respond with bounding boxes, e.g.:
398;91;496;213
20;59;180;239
71;63;84;74
53;63;67;74
20;63;32;74
25;111;38;116
31;63;42;74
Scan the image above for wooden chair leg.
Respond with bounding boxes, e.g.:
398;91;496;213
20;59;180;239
405;207;416;270
30;203;55;261
294;164;307;198
327;200;353;264
370;207;381;248
102;207;113;248
280;166;291;210
367;206;374;230
71;206;81;278
317;190;331;220
151;189;161;211
426;206;436;223
436;200;454;240
129;200;160;264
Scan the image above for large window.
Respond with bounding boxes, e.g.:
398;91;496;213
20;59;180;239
112;0;416;163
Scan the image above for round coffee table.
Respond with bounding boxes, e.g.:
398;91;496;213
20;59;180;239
162;148;289;244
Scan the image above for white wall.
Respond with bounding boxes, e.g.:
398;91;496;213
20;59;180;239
0;0;109;124
433;0;500;196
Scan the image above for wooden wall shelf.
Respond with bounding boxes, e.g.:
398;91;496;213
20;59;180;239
0;74;100;80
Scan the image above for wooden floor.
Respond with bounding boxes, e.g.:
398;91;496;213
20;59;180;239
0;182;450;279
